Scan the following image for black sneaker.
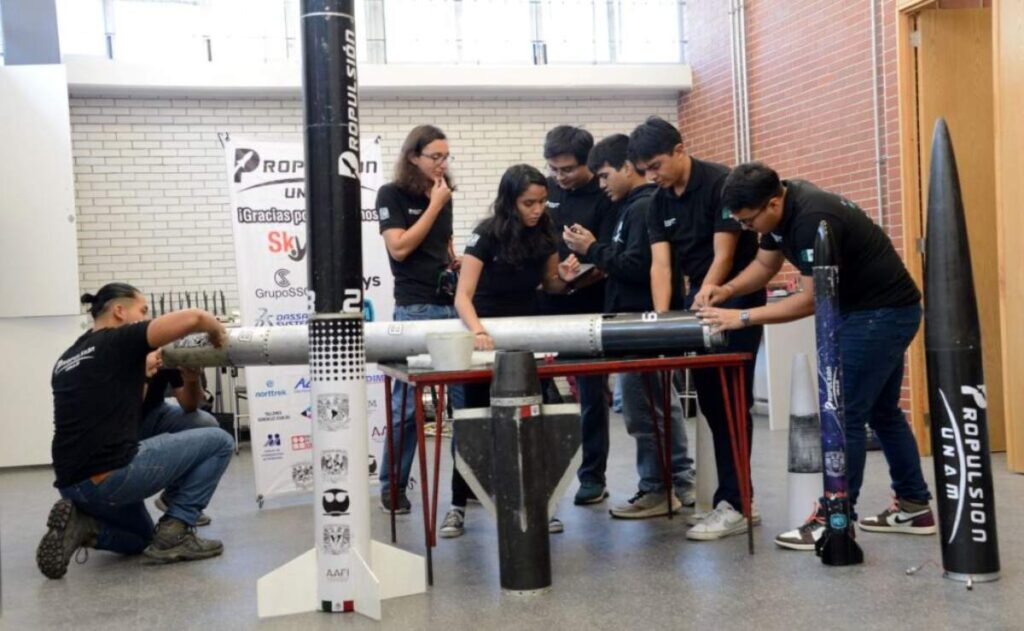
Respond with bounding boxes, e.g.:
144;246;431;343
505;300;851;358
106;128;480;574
142;517;223;564
154;492;212;527
379;491;412;514
36;499;99;579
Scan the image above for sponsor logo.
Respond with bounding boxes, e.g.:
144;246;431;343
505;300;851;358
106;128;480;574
364;298;375;323
770;232;783;243
937;384;991;544
262;433;284;461
54;346;96;375
366;373;385;384
322;524;351;555
409;207;424;216
466;233;480;247
268;230;307;262
317;394;350;431
378;206;390;221
291;463;314;490
368;454;378;476
255;409;289;423
325;568;350;583
612;221;624;244
233;148;303;182
236;206;307;225
800;248;814;263
370;425;387;444
822;366;841;411
301;405;313;420
291;434;313;450
294;377;311;392
829;513;848;530
254;286;307;300
663;218;677;228
233;148;261;182
253;309;309;327
338;151;360;179
546;201;561;209
362;276;382;290
721;208;732;220
255;379;287;399
823;450;845;477
322;488;350;516
321;450;349;483
274;268;291;288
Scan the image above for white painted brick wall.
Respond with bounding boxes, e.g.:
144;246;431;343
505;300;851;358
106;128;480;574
70;95;678;313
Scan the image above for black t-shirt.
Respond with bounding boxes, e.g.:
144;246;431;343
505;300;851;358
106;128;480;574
51;321;153;488
464;226;556;318
541;175;616;314
760;180;921;312
647;157;759;309
376;182;454;306
588;184;657;313
142;368;184;416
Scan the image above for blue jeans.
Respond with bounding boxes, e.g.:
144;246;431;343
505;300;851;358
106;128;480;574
140;401;219;439
841;303;930;512
620;372;694;493
380;303;465;498
58;428;234;553
576;375;610;486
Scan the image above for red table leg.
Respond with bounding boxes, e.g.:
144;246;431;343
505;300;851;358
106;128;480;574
718;366;754;554
734;365;753;554
431;385;446;547
384;376;396;543
413;384;433;585
661;370;675;518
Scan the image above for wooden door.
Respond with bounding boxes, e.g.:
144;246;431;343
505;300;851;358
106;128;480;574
910;7;1003;451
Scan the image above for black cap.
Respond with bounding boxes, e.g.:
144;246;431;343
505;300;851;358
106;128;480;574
490;351;541;400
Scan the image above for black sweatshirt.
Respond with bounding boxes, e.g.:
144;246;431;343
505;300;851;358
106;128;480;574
587;184;657;313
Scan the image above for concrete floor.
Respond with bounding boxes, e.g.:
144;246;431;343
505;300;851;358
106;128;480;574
1;415;1021;631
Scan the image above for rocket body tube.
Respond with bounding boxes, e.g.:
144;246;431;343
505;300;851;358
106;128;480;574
924;118;999;582
300;0;369;612
161;311;724;368
812;220;863;566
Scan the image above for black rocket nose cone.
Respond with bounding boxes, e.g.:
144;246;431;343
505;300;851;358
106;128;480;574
813;220;837;267
491;351;542;400
925;118;981;349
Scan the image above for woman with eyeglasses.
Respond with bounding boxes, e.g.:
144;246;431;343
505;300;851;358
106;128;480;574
438;163;581;539
376;125;463;515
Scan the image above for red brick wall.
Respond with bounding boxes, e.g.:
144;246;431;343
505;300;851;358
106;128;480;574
679;0;913;408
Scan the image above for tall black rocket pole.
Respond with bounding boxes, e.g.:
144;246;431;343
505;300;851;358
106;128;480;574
924;118;1000;584
301;0;371;613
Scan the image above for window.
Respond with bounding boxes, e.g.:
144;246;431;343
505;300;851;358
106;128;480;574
383;0;458;64
613;0;683;63
459;0;532;65
541;0;610;64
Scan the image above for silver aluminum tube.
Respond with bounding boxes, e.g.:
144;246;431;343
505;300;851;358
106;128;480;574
163;311;720;368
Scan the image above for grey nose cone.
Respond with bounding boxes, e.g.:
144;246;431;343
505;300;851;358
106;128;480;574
491;351;541;400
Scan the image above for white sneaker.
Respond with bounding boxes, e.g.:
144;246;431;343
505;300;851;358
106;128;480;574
609;490;681;519
548;517;564;534
439;509;465;538
675;485;696;508
687;502;761;527
686;500;751;541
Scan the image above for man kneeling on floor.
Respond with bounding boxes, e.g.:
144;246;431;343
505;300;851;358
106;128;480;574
37;282;234;579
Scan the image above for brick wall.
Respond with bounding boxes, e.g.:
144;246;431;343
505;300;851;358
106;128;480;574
70;95;678;312
680;0;912;407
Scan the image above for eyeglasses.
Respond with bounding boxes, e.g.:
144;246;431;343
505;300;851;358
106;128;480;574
548;163;581;177
421;153;453;164
734;205;767;230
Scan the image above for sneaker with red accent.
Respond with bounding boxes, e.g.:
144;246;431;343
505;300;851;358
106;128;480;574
858;497;937;535
775;504;825;551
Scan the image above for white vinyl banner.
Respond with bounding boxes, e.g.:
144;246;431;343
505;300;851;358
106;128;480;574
225;135;391;502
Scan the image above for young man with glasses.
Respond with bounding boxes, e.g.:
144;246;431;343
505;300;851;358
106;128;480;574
629;116;765;541
563;133;697;519
542;125;616;505
697;162;935;550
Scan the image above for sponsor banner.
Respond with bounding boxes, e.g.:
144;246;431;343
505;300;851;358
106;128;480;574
225;136;391;501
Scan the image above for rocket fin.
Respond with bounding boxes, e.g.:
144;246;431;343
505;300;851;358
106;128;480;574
369;539;427;600
540;403;582;516
350;547;382;621
256;548;317;618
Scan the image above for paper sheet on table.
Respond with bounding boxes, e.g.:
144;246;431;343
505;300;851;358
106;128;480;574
406;351;557;369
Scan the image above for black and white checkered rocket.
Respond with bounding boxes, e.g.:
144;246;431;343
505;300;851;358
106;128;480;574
301;0;371;613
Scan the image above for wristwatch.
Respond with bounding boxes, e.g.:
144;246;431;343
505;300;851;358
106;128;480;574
739;311;751;327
